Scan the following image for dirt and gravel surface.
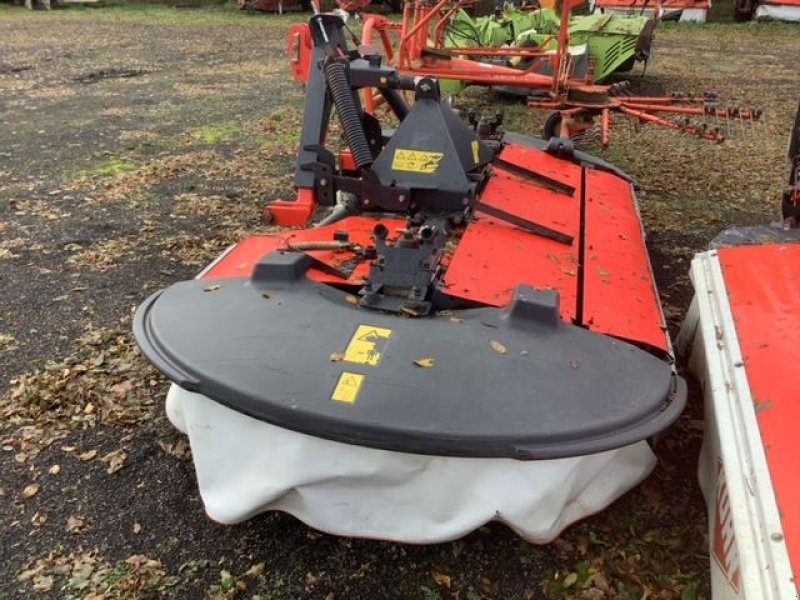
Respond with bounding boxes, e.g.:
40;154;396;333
1;4;798;599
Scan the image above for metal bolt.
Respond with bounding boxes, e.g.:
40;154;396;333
734;360;744;367
771;532;784;542
363;199;370;206
320;178;327;187
398;194;406;203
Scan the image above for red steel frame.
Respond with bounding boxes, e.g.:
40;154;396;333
348;0;762;146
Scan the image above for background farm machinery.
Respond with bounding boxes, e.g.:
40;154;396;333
288;0;763;146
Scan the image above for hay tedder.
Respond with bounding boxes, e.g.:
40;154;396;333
443;5;656;85
288;0;763;146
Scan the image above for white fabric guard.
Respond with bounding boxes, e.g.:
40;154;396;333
167;384;657;543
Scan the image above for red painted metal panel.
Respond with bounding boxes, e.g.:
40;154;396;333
582;169;668;352
205;144;667;352
719;244;800;580
498;143;583;192
442;145;582;320
202;217;406;284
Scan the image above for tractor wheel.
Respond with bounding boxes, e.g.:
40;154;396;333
543;111;562;140
734;0;754;21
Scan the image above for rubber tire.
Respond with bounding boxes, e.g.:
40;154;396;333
734;0;754;21
543;111;562;140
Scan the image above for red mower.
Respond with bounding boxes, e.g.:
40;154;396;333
133;14;686;541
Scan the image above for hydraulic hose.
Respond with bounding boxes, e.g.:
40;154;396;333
324;60;373;170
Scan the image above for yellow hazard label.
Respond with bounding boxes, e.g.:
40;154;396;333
344;324;392;366
391;149;444;174
471;140;480;165
331;371;365;404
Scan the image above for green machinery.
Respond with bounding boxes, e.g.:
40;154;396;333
444;5;655;85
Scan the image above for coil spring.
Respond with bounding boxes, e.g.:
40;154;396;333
283;240;355;252
324;60;373;170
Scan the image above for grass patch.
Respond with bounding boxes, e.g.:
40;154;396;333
92;158;139;178
190;121;242;145
0;1;306;27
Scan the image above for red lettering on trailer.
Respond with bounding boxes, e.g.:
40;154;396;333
712;459;741;592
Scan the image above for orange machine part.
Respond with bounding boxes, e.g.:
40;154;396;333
206;142;668;354
718;244;800;580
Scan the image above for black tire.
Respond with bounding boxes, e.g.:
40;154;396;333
734;0;754;21
543;111;562;140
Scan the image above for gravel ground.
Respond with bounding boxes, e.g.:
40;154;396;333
1;4;798;599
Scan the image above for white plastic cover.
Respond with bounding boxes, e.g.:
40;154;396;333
678;8;709;21
755;4;800;21
592;6;708;21
166;384;657;543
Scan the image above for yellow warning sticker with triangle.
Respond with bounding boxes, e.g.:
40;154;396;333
331;371;365;404
343;324;392;367
391;149;444;174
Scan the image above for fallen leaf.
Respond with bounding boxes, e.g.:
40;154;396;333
19;483;39;501
329;351;345;362
67;515;87;533
78;449;98;461
100;449;127;474
449;317;464;324
110;380;133;399
413;357;435;368
431;566;451;588
32;575;53;592
203;284;221;292
490;340;507;355
570;360;580;369
345;294;359;305
133;522;143;534
158;439;191;460
563;572;578;588
48;465;60;475
245;562;265;577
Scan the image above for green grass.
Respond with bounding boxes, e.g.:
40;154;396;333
91;158;139;177
0;1;306;26
190;121;242;144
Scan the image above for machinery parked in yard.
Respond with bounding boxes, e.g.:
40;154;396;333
443;4;656;85
134;13;688;542
593;0;711;22
735;0;800;21
288;0;763;146
676;102;800;600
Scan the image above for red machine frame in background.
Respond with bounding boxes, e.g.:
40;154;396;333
288;0;762;146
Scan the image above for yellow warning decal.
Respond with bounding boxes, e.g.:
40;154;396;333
471;140;480;165
344;324;392;366
331;371;365;404
391;149;444;174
